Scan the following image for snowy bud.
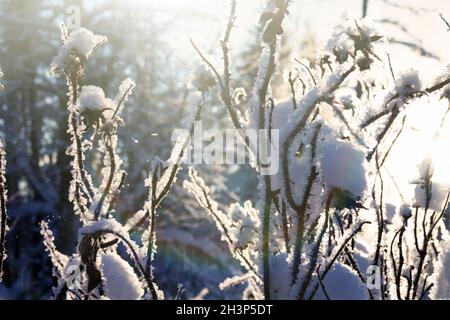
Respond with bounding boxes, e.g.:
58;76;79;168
50;28;107;76
319;138;367;198
399;204;412;220
189;64;216;93
79;86;113;113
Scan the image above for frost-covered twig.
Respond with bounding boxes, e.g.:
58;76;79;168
307;219;370;299
296;192;333;299
411;193;450;299
439;14;450;31
291;124;321;283
0;141;7;280
40;221;69;280
47;26;184;300
361;75;450;129
184;168;261;282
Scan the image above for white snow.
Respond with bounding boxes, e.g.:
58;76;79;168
270;98;296;129
318;139;367;196
315;263;369;300
413;158;450;211
100;253;144;300
51;28;107;74
228;201;259;250
414;181;449;212
430;240;450;299
79;85;112;112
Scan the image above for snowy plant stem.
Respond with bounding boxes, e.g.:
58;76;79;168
390;226;406;299
308;221;370;300
189;170;261;282
262;177;272;300
412;193;450;299
343;246;375;299
0;143;7;280
288;72;298;110
282;66;356;210
106;172;126;213
256;40;277;300
222;0;236;105
144;168;159;283
316;265;330;299
191;41;252;156
367;106;400;161
112;84;134;120
218;0;250;142
69;75;95;202
154;104;203;208
131;103;204;231
297;191;333;299
94;134;116;220
273;198;290;252
291;124;321;284
40;221;67;279
372;153;385;268
379;115;407;168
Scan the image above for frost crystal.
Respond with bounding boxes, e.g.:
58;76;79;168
40;221;69;279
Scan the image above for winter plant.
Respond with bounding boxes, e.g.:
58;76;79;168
0;0;447;301
41;25;203;300
184;0;450;300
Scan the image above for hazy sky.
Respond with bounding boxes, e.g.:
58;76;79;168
121;0;449;71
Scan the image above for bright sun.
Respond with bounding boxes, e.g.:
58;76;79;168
383;96;450;204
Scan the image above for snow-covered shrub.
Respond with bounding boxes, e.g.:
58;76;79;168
185;0;450;300
40;25;203;300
